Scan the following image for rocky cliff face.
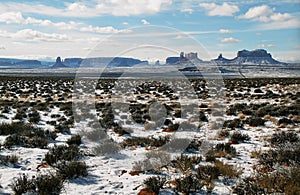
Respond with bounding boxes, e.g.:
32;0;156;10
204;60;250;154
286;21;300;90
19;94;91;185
52;57;67;68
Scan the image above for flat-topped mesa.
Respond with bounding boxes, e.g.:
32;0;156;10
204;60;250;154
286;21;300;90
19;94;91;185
212;49;284;65
237;49;272;58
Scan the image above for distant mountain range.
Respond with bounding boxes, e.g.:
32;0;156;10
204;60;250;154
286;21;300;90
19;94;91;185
0;49;295;69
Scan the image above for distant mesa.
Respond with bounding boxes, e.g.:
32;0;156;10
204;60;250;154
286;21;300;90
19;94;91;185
212;49;283;65
51;57;67;68
166;52;202;65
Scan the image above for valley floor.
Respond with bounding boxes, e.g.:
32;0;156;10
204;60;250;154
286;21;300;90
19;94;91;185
0;76;299;194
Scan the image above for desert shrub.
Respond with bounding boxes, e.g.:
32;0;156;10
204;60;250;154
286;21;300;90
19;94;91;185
143;176;166;194
214;160;241;178
44;144;81;166
34;173;64;195
82;129;107;142
278;117;293;125
57;161;88;179
132;159;155;173
223;119;243;129
28;110;41;124
197;164;220;181
55;123;71;134
112;125;131;135
234;165;300;194
199;111;208;122
166;123;180;131
0;122;28;135
12;173;64;195
270;131;299;145
145;151;171;168
171;154;202;174
175;175;204;194
66;134;82;146
185;139;202;153
217;129;229;138
230;131;250;144
253;88;263;93
0;154;18;165
132;151;171;173
233;177;265;195
11;174;35;195
259;143;300;168
3;124;56;148
121;136;170;148
205;149;216;162
93;140;120;155
245;116;265;127
215;143;237;157
226;103;247;116
14;112;26;120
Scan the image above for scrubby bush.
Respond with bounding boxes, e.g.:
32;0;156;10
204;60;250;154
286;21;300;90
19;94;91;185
93;140;121;155
223;119;243;129
66;134;82;146
44;144;81;166
234;165;300;194
121;136;170;148
171;154;202;174
57;161;88;179
214;160;241;178
28;110;41;124
132;151;171;173
215;143;237;157
11;174;35;195
230;131;250;144
3;123;56;148
143;176;166;194
185;139;202;153
270;131;299;145
245;116;265;127
278;117;293;125
175;175;204;194
34;173;64;195
259;143;300;168
12;173;64;195
197;164;220;182
0;154;18;165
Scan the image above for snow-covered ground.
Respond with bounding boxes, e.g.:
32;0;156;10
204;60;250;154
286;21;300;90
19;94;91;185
0;76;299;194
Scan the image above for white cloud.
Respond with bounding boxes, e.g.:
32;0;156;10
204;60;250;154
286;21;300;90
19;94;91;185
0;0;172;18
0;11;24;24
66;2;88;12
80;25;131;33
239;5;300;29
239;5;293;22
257;44;276;48
0;45;5;50
220;37;240;43
141;19;150;25
0;11;130;34
219;29;231;33
181;8;193;14
123;22;129;25
0;11;79;30
0;28;69;42
199;2;239;16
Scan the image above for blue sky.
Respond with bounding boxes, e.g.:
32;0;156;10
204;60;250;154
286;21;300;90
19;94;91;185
0;0;299;62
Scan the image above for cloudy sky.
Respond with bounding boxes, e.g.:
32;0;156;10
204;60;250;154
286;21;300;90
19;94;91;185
0;0;299;62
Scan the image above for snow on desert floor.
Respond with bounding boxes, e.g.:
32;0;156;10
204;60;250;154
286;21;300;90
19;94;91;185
0;76;299;194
